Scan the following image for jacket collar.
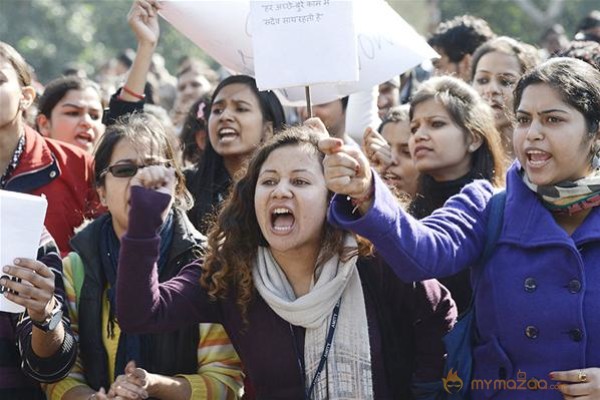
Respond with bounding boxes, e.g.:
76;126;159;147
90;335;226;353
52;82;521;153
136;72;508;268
12;126;54;175
503;160;600;246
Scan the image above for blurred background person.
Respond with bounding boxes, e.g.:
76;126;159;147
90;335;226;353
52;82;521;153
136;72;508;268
428;14;496;81
470;36;540;157
36;76;105;153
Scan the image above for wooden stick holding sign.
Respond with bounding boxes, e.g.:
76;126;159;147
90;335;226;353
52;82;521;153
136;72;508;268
250;1;358;97
305;86;312;118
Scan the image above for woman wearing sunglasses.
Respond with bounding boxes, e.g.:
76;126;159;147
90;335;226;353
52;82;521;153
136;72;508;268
46;113;243;400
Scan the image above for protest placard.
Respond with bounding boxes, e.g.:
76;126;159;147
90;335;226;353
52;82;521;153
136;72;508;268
159;0;438;105
0;190;48;313
250;1;358;90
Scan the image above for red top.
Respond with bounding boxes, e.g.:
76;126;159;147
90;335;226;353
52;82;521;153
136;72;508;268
6;126;102;255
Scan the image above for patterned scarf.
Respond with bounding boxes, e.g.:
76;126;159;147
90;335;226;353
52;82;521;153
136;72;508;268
520;168;600;215
253;235;373;399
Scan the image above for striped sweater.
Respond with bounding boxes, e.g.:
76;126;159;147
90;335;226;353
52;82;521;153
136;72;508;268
46;254;244;399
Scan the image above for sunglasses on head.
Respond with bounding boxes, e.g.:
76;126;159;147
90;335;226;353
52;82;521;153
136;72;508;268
102;161;172;178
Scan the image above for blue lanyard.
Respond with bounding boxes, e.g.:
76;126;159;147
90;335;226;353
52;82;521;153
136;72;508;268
291;297;342;400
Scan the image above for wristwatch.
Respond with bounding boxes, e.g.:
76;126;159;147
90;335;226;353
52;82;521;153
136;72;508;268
31;301;63;332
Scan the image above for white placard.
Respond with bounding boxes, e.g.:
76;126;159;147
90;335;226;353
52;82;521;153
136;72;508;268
250;1;358;90
0;190;48;313
159;0;438;105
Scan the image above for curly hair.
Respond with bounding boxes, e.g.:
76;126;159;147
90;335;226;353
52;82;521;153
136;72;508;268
200;125;370;324
428;15;496;62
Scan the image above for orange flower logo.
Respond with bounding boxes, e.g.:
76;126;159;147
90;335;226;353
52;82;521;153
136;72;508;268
443;368;464;394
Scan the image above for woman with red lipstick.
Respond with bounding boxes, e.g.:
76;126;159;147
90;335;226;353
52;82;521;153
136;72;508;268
36;76;106;153
326;57;600;399
114;124;457;399
471;36;539;157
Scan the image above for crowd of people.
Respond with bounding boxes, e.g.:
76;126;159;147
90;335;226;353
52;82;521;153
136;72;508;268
1;0;600;399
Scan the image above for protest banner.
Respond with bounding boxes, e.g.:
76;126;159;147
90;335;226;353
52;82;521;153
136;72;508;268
249;1;358;90
159;0;438;105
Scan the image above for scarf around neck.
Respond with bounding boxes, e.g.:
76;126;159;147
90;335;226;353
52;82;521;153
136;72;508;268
252;235;373;399
520;168;600;215
100;210;174;378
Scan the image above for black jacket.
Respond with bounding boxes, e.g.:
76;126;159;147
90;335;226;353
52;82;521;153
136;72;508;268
70;208;204;393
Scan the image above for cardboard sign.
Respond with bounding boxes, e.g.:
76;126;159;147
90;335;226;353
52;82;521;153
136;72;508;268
0;190;48;313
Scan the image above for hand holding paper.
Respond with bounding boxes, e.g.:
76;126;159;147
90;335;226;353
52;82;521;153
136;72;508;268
1;258;56;322
0;190;48;313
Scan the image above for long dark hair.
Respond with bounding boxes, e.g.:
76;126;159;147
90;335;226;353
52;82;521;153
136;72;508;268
187;75;286;231
408;76;506;218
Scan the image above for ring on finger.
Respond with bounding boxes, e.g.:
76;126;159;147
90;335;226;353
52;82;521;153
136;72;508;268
578;369;588;383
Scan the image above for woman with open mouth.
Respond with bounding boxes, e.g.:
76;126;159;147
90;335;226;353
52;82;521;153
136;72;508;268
46;112;243;400
325;57;600;400
114;124;457;399
36;76;106;153
103;0;286;235
363;104;420;199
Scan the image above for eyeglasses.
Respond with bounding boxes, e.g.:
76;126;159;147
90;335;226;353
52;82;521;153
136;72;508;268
102;161;172;178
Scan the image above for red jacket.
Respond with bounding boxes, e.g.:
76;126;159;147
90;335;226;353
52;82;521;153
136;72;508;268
5;126;100;255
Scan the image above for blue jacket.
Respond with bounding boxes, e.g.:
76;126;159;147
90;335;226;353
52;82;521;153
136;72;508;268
328;162;600;400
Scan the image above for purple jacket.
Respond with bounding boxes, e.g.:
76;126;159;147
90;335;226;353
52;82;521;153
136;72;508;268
328;163;600;400
116;187;456;399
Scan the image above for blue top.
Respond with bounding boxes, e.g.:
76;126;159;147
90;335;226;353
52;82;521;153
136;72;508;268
328;162;600;400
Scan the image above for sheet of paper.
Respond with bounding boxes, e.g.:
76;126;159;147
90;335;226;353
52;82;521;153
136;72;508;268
0;190;48;313
250;0;358;90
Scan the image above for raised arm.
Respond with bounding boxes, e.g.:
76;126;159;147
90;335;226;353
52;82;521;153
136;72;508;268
103;0;160;125
320;136;494;281
116;168;219;334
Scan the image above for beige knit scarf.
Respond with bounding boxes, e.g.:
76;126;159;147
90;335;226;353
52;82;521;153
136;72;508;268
253;235;373;399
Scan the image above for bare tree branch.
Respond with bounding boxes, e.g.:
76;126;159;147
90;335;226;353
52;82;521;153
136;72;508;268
511;0;565;28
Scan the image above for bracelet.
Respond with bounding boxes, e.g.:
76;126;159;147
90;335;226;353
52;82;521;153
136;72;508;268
348;184;374;214
121;85;145;100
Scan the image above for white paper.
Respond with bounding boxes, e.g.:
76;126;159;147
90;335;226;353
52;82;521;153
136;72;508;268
159;0;438;106
250;1;358;90
0;190;48;313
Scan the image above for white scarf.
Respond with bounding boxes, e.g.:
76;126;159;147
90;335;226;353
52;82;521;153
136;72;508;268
253;236;373;400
